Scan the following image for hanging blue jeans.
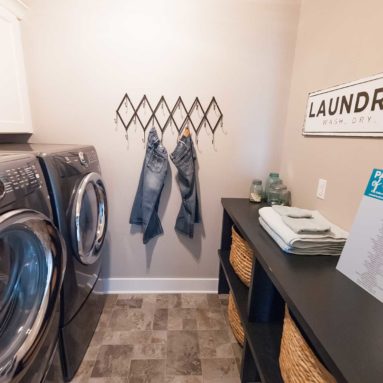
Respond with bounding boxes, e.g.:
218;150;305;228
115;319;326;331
130;128;169;244
170;135;200;238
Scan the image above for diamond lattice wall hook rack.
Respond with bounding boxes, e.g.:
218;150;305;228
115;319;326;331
114;94;224;147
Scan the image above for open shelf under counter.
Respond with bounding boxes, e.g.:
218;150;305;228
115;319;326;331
218;250;283;383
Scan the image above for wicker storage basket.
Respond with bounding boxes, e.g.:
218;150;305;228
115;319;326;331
279;307;336;383
227;292;245;346
229;226;254;287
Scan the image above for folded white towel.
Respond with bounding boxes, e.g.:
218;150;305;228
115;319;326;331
259;207;348;249
259;218;345;256
272;205;312;218
281;216;331;234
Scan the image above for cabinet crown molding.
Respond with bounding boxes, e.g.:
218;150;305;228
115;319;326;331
0;0;28;20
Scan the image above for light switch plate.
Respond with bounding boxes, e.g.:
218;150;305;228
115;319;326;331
317;178;327;199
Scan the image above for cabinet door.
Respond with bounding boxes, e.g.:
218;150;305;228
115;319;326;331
0;5;32;133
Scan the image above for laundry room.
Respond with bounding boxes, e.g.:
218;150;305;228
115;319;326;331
0;0;383;382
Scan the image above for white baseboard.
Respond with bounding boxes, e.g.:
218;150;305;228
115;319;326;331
94;277;219;294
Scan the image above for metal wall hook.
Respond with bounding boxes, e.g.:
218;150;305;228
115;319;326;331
115;94;224;149
125;132;129;149
195;134;203;154
212;134;218;152
220;117;227;135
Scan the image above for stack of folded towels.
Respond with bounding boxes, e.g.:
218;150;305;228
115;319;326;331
259;205;348;256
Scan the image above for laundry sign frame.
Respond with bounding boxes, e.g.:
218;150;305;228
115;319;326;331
303;72;383;137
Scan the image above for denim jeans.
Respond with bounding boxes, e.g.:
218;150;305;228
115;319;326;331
170;135;200;238
130;128;169;244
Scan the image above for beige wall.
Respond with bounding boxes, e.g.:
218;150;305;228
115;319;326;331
280;0;383;230
21;0;300;290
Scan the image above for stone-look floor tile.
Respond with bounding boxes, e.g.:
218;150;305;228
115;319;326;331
225;322;237;344
130;359;165;376
201;358;239;379
167;331;199;359
88;378;128;383
203;378;240;383
72;295;242;382
129;359;166;382
71;360;95;383
181;294;208;309
97;309;112;330
167;294;182;308
153;308;168;330
156;294;171;308
116;296;143;308
130;376;166;383
168;308;197;330
133;343;167;359
84;345;100;361
103;330;167;345
222;311;230;326
91;345;134;377
231;342;242;360
165;376;203;383
166;331;201;376
104;294;118;309
110;308;153;331
235;357;241;374
168;315;183;330
198;331;234;359
183;318;197;330
196;309;227;330
90;329;106;347
206;294;221;309
166;358;202;377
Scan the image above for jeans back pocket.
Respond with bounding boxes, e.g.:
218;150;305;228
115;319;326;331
147;151;166;173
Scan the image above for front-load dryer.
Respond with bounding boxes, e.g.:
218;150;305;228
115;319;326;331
0;144;108;381
0;153;66;383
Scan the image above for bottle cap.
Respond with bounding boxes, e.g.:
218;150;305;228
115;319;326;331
253;179;262;185
269;172;279;177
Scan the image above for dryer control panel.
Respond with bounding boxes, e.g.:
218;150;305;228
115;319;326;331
54;148;100;177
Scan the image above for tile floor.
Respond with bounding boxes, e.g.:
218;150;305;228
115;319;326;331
72;294;242;383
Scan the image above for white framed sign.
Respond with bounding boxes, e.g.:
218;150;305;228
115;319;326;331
303;73;383;136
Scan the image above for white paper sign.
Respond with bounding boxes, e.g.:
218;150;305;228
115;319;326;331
303;73;383;136
337;169;383;303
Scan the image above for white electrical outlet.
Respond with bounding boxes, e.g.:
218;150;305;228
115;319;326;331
317;178;327;199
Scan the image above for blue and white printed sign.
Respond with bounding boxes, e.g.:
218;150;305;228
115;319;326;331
365;169;383;201
303;73;383;136
337;168;383;303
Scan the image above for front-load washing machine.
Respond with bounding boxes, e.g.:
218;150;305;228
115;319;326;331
1;144;108;381
0;153;66;383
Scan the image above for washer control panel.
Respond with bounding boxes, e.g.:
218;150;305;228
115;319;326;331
0;162;42;200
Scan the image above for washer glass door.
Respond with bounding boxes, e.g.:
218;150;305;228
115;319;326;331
71;172;107;265
0;210;64;383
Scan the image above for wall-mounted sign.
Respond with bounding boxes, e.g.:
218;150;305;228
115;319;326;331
337;169;383;303
303;73;383;136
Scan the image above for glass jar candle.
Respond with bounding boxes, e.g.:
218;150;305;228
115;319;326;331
249;179;263;203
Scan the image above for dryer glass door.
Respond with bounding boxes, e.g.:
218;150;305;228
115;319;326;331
0;210;64;383
71;172;107;265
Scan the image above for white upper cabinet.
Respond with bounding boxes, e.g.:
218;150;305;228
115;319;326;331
0;4;32;134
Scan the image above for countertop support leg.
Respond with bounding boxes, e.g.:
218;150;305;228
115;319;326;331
240;339;260;383
219;208;233;294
